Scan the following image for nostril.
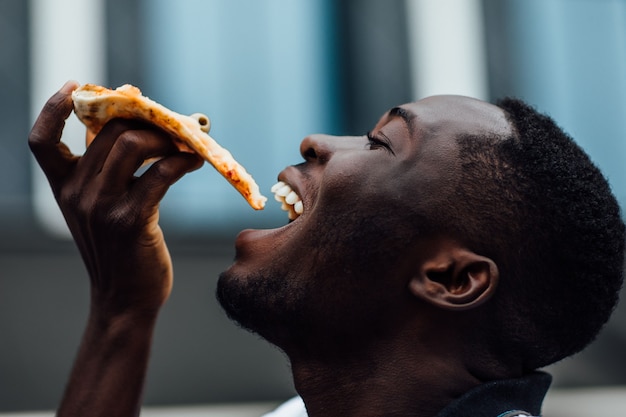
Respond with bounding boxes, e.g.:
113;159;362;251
303;147;317;161
300;134;332;164
300;135;322;162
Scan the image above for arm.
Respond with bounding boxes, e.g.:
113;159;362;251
28;81;203;417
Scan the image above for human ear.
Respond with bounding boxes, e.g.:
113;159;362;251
408;245;499;311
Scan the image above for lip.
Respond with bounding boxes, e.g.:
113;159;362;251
275;165;308;220
233;213;295;262
233;165;308;255
277;165;305;205
235;225;285;250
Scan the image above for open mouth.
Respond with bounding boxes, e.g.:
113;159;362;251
271;180;303;221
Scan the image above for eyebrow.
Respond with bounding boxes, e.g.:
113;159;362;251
388;106;416;135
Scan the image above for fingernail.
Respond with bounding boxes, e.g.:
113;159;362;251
60;80;80;93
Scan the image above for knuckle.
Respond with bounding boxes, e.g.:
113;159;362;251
102;204;140;233
116;131;143;154
27;130;44;150
28;128;54;155
58;186;81;209
58;188;90;222
150;161;175;181
28;93;72;153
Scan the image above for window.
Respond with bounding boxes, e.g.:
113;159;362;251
484;0;626;209
28;0;414;238
138;0;338;235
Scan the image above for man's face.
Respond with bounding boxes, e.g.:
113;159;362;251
217;95;512;353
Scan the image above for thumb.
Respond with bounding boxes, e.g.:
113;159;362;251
28;80;81;189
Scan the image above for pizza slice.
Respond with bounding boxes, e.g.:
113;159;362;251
72;83;267;210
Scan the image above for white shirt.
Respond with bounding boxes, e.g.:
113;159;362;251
261;397;307;417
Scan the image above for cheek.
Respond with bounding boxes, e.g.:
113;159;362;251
318;156;404;209
303;154;420;266
304;198;413;283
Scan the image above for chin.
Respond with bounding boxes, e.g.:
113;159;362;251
215;264;302;343
216;267;262;329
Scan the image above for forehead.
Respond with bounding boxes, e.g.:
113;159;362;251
369;96;513;213
399;95;513;139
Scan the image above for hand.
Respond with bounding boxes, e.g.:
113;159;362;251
29;81;204;417
29;81;203;319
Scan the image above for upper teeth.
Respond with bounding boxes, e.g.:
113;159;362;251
271;181;303;220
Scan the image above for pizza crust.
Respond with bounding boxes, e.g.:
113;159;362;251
72;84;266;210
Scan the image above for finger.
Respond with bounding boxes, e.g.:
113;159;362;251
28;81;80;185
131;152;203;209
77;118;153;178
98;128;181;189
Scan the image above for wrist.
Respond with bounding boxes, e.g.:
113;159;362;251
86;305;159;344
58;300;159;417
89;285;167;321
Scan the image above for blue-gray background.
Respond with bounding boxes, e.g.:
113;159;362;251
1;0;625;412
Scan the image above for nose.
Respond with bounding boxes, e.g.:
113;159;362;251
300;134;364;164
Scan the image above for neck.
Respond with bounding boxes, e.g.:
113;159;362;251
288;338;483;417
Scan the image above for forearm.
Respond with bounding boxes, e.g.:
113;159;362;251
57;309;159;417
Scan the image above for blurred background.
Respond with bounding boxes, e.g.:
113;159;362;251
1;0;625;413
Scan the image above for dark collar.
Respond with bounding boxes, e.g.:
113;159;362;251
435;371;552;417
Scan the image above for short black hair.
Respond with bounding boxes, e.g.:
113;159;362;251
452;98;625;370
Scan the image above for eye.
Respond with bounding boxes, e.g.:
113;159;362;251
366;132;394;154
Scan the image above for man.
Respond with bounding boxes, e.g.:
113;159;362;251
29;81;624;417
